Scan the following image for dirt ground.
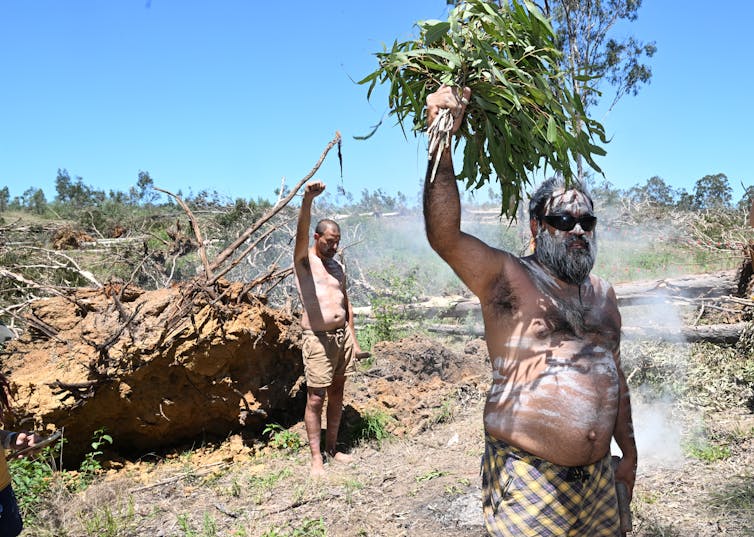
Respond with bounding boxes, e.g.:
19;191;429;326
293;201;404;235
24;334;754;537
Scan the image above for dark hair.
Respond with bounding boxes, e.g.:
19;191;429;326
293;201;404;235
529;176;593;221
315;219;340;235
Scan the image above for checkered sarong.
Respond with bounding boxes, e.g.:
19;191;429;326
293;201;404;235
481;433;621;536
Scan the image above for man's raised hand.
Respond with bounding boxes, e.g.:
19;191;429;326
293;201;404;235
305;181;326;198
426;84;471;135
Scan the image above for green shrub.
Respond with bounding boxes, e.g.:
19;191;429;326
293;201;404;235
362;265;421;348
9;444;60;520
263;423;303;452
350;408;394;447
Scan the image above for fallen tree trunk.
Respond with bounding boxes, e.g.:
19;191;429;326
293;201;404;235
426;321;749;345
623;322;747;345
613;270;740;306
353;270;741;321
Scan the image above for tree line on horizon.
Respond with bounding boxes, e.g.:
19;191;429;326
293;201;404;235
0;168;751;218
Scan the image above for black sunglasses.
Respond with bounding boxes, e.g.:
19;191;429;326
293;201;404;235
541;214;597;232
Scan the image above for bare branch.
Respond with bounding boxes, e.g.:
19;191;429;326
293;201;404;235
18;246;102;288
209;214;296;285
0;268;68;298
152;187;213;281
208;132;342;273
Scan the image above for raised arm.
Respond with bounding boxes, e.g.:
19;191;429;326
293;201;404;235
294;181;325;265
423;86;508;297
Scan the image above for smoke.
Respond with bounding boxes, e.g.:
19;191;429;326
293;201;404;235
618;285;697;471
340;213;469;300
613;394;686;469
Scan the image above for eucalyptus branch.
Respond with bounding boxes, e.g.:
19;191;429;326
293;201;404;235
359;0;607;216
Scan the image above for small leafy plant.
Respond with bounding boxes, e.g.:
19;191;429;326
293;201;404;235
261;517;327;537
415;469;448;482
75;427;113;490
263;423;303;452
247;467;294;505
351;408;394;448
79;498;136;537
684;439;731;463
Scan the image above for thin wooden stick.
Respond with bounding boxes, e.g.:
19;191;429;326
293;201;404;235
153;187;213;282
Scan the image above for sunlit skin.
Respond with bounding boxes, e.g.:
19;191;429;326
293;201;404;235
294;181;366;476
423;85;637;496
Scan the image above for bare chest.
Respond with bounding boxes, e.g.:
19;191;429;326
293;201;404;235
483;267;620;347
308;255;345;288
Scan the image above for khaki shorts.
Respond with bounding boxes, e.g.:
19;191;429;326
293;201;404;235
302;327;357;388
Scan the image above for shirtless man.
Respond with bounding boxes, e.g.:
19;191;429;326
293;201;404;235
294;180;367;476
424;85;637;536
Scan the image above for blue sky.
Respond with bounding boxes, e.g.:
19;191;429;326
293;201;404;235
1;1;751;206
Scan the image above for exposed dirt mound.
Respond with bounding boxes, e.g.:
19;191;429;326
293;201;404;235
0;276;492;468
342;335;490;439
1;281;306;465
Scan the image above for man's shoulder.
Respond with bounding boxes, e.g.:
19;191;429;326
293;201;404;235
589;273;615;292
586;273;619;307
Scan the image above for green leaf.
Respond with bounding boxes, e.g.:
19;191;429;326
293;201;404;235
423;21;451;44
546;116;557;143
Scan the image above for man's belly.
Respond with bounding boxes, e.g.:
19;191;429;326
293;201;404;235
301;306;347;332
484;352;620;466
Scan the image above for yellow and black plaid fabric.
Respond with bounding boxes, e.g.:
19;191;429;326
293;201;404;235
481;433;621;537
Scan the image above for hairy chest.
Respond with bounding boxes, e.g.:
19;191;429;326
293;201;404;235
484;269;620;345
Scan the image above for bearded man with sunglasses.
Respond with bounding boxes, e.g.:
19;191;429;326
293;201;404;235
423;85;637;537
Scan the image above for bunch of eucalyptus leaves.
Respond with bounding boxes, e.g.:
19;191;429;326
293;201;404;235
359;0;607;217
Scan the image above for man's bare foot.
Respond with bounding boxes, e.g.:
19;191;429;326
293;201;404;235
326;451;353;464
310;459;326;477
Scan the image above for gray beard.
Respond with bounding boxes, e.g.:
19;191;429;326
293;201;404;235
535;227;597;285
